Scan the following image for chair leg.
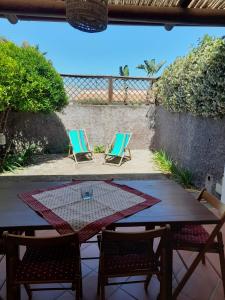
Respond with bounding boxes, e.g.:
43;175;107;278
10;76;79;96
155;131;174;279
91;152;95;161
128;148;131;160
75;279;81;300
7;284;21;300
218;233;225;297
100;277;105;300
97;272;100;295
159;275;167;300
201;254;206;265
144;274;152;291
118;156;123;166
73;154;78;164
68;146;71;157
80;277;83;298
219;249;225;297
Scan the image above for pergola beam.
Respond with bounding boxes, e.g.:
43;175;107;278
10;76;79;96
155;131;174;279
0;1;225;27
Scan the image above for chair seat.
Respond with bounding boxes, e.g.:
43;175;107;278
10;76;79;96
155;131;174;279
15;245;80;282
104;253;159;275
172;224;217;248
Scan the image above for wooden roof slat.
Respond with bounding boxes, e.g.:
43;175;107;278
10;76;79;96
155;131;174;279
179;0;192;8
212;0;225;9
1;0;225;26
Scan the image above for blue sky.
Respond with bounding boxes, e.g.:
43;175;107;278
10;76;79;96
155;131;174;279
0;19;224;76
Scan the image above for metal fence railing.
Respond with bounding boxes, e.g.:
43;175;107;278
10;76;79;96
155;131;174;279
61;74;157;105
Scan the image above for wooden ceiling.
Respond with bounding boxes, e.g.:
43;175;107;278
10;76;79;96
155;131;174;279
1;0;225;27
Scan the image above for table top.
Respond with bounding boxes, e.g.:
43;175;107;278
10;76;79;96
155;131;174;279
0;179;219;231
114;180;219;226
0;181;55;231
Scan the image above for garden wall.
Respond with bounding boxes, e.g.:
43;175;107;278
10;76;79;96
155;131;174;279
58;104;155;150
153;106;225;190
3;104;224;190
2;104;155;153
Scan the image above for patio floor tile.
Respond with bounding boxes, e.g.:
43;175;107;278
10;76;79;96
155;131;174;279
1;234;225;300
120;275;160;300
108;288;135;300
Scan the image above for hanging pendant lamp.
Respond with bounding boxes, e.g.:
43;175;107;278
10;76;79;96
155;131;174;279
66;0;108;33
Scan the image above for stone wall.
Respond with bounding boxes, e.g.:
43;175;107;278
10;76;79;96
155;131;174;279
3;104;225;190
153;106;225;190
58;104;155;150
1;104;155;154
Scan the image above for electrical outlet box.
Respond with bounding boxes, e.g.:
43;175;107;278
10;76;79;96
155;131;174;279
216;183;222;195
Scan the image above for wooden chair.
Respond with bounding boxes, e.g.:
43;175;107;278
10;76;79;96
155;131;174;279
3;232;82;300
97;226;170;300
172;189;225;299
0;230;24;291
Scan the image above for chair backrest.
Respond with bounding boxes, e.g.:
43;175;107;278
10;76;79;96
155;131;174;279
110;132;131;157
67;129;89;154
3;232;80;266
99;226;169;274
197;189;225;245
197;189;225;220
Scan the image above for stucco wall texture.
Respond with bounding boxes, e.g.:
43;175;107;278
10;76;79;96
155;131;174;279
153;106;225;190
2;105;225;189
2;104;155;153
58;104;156;150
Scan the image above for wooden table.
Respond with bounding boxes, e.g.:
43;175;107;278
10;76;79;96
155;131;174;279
110;180;219;300
114;180;219;226
0;179;219;300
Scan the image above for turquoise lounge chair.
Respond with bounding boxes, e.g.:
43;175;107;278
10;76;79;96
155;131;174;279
67;129;94;164
104;132;132;166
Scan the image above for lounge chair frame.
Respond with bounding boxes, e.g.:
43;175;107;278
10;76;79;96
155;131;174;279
104;132;132;166
68;129;94;164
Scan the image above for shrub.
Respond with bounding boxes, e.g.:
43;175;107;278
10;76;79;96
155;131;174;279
94;144;105;153
0;39;68;113
1;143;39;173
156;35;225;118
153;150;193;188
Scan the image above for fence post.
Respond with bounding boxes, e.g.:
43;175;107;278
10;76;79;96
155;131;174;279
108;76;113;103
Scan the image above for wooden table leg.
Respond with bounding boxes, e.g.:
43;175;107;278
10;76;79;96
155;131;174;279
166;239;173;300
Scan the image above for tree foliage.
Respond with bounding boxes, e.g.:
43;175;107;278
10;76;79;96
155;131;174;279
137;59;165;77
0;39;68;113
156;35;225;118
119;65;130;76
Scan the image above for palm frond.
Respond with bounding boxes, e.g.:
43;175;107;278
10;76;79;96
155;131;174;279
136;64;145;70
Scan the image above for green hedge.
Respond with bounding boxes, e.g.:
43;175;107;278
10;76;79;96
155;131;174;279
156;36;225;118
0;39;68;113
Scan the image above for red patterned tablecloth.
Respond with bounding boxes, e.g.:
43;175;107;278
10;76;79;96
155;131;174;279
19;180;161;243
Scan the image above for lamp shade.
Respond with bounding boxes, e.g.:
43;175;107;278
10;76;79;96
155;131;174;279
66;0;108;33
